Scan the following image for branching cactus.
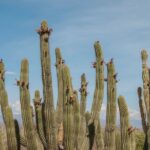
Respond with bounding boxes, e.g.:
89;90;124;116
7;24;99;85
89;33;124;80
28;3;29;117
104;60;117;150
37;20;57;149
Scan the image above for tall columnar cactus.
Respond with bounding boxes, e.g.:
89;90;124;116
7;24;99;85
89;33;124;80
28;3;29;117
89;41;104;149
55;48;64;127
104;60;117;150
62;65;74;150
91;41;104;121
0;64;18;150
78;74;88;148
37;20;57;149
138;49;150;149
118;96;135;150
73;91;80;150
19;59;39;150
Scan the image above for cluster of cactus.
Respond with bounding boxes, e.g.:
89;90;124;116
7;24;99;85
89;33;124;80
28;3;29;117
0;20;146;150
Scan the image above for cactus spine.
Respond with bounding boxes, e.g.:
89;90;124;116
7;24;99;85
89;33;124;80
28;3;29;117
104;60;117;150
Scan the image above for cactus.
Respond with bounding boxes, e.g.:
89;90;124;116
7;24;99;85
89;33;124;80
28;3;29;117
0;64;18;149
19;59;39;150
34;90;47;148
118;96;135;150
89;41;104;150
138;49;150;150
104;60;117;150
55;48;64;127
62;65;74;150
37;20;57;149
0;21;148;150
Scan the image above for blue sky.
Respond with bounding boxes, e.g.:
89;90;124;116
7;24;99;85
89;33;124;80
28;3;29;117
0;0;150;126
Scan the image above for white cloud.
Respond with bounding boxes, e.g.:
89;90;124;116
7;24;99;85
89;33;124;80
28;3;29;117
5;71;16;76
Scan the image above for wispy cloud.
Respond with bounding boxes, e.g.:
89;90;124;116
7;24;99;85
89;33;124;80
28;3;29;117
5;71;16;76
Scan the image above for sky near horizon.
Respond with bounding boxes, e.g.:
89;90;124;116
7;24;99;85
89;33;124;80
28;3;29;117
0;0;150;126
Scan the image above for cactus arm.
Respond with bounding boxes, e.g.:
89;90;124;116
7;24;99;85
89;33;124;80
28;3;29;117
118;96;135;150
55;48;64;127
91;41;104;120
34;90;47;148
19;59;39;150
37;20;57;149
137;87;147;133
78;74;88;148
0;127;5;150
80;73;88;116
104;60;117;150
62;65;74;150
73;91;80;150
0;77;18;150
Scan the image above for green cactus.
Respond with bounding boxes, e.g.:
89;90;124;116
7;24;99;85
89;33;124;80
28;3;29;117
0;69;18;149
89;41;104;150
104;60;117;150
55;48;64;127
138;49;150;149
118;96;135;150
62;65;74;150
37;20;57;149
34;90;47;148
19;59;39;150
73;90;80;150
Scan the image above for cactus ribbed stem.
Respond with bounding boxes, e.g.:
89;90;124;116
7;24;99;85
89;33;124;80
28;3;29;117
73;91;80;150
90;41;104;149
55;48;64;127
37;20;57;149
104;60;117;150
0;127;5;150
34;90;47;148
0;75;18;149
91;41;104;120
137;87;147;133
62;65;74;150
20;59;39;150
80;73;88;116
118;96;135;150
78;73;88;148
